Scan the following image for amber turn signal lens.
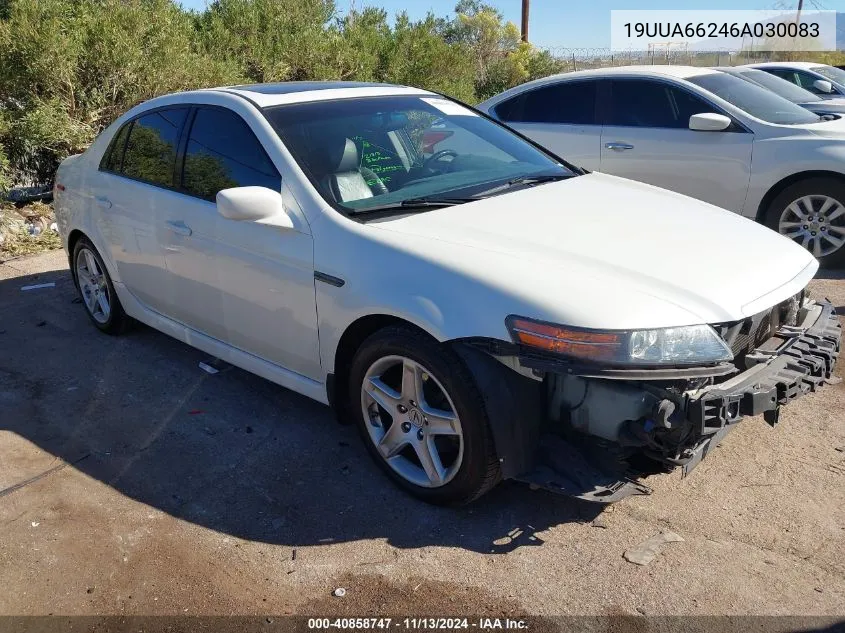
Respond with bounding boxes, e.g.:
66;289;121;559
508;318;622;361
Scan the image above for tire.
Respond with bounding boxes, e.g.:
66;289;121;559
764;177;845;268
71;237;130;334
348;325;500;505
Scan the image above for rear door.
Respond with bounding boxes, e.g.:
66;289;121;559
491;80;602;170
95;107;190;313
600;78;753;213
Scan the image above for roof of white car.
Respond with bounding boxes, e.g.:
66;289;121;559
744;61;821;69
478;65;719;106
216;81;434;108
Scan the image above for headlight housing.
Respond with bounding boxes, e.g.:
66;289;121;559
506;316;733;366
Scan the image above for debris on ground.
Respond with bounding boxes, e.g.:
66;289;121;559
20;282;55;291
623;530;684;566
591;516;609;529
0;202;61;258
198;358;233;374
333;587;346;597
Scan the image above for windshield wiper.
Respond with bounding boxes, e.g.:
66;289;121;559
348;196;477;215
470;173;570;198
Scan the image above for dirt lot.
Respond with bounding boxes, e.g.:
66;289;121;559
1;250;844;620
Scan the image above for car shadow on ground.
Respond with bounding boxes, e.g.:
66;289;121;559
0;267;601;554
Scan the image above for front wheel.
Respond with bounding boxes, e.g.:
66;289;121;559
765;178;845;268
348;326;500;505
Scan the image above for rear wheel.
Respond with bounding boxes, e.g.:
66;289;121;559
765;178;845;268
348;325;500;505
72;237;129;334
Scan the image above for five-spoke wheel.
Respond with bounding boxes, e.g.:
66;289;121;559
349;325;500;505
361;355;464;488
72;236;129;334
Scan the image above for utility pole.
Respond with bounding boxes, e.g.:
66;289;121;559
521;0;530;42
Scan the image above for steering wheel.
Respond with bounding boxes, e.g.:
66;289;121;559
423;149;458;171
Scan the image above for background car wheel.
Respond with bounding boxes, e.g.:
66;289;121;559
348;325;500;505
72;237;129;334
765;178;845;268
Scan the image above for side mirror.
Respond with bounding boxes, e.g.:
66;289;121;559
813;79;833;94
216;186;294;229
689;113;732;132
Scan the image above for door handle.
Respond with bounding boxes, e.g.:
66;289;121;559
166;220;192;237
605;142;634;151
95;196;112;209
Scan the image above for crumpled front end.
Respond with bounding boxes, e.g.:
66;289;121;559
472;295;841;503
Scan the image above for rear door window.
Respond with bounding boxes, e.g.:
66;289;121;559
121;108;189;187
495;81;598;125
181;107;280;201
100;123;131;172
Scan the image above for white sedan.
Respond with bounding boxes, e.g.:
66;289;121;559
54;82;841;505
478;65;845;267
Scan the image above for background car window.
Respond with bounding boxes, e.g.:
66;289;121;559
494;81;597;124
121;108;188;187
182;107;281;201
687;73;819;125
811;65;845;87
100;123;131;172
794;71;827;92
608;80;710;128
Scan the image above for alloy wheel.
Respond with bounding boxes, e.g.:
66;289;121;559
75;247;111;324
779;194;845;258
360;355;464;488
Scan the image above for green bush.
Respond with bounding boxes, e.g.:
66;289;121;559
0;0;558;185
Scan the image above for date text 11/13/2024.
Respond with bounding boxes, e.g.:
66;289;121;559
307;618;529;630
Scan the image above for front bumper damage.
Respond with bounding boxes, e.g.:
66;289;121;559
464;299;841;504
683;299;840;474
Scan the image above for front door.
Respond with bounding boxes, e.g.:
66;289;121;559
160;106;321;380
600;78;753;213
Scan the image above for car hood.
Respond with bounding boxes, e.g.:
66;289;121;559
368;173;817;328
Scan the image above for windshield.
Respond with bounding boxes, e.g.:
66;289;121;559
263;95;573;213
687;73;821;125
812;65;845;86
736;68;822;103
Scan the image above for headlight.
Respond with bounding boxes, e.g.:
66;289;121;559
506;316;733;366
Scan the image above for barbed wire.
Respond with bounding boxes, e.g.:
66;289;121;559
539;47;775;70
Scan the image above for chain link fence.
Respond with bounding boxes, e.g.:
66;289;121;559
541;47;776;71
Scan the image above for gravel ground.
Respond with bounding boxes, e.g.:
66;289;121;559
0;251;843;619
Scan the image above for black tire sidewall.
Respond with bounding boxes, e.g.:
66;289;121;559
72;237;126;333
348;326;498;505
765;178;845;268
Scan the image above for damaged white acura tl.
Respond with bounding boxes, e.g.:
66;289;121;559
54;82;841;505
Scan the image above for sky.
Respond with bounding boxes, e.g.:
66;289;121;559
178;1;845;49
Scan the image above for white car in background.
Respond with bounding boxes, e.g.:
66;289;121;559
746;61;845;97
478;65;845;267
54;82;840;505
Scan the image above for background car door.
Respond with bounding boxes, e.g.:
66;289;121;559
599;78;753;213
95;107;190;314
160;106;321;380
492;80;602;170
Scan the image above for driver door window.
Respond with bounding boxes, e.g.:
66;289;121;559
601;79;752;212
